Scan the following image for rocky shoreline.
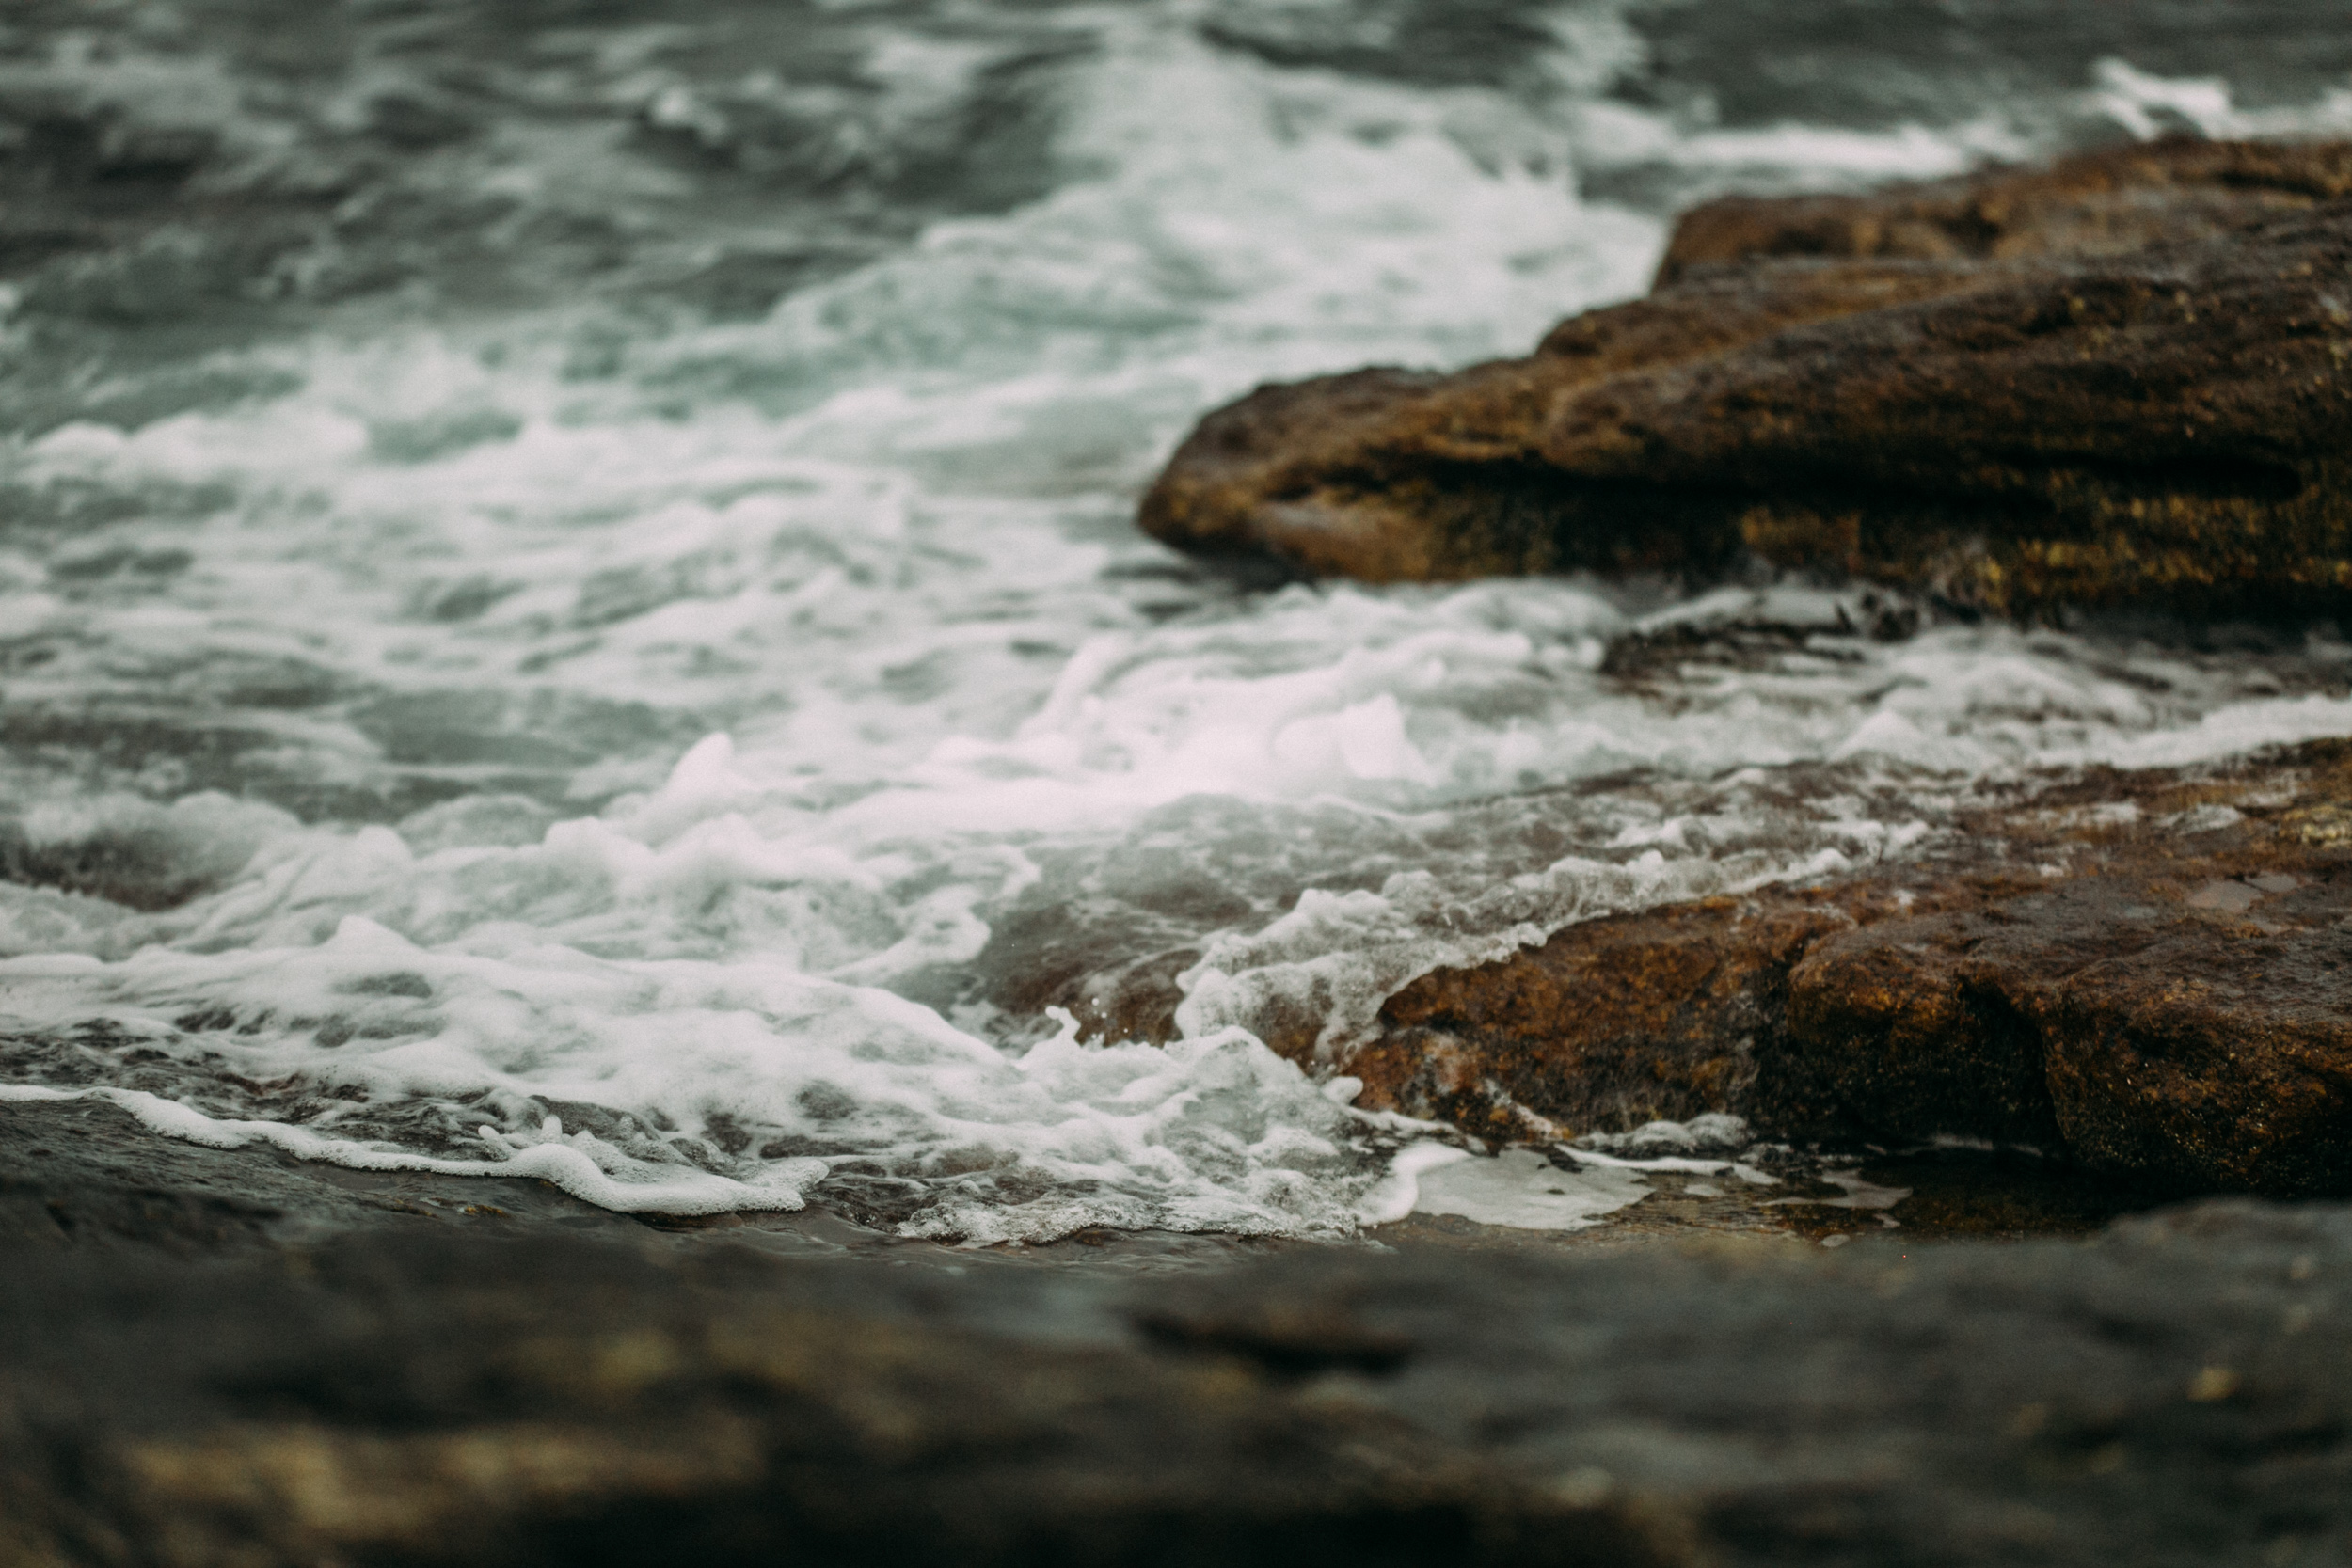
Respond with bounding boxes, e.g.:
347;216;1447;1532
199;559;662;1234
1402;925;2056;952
17;130;2352;1566
1131;136;2352;1205
1034;730;2352;1203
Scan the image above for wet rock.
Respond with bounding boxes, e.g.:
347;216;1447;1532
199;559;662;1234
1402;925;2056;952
1597;584;1923;679
8;1169;2352;1567
1655;135;2352;284
1361;886;1881;1138
1141;1198;2352;1567
1790;859;2352;1194
1033;944;1200;1046
1139;138;2352;622
0;1228;1675;1568
1351;739;2352;1196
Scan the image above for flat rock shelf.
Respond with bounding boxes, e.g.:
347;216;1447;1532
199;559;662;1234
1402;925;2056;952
7;1093;2352;1568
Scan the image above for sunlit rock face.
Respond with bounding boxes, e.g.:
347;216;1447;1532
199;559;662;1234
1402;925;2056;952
1140;139;2352;623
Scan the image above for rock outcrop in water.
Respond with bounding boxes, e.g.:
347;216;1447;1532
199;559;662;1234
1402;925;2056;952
8;1102;2352;1568
1653;136;2352;283
1355;738;2352;1196
1139;138;2352;622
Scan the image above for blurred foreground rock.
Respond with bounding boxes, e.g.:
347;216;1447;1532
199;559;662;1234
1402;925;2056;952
1358;738;2352;1196
1140;138;2352;622
6;1098;2352;1568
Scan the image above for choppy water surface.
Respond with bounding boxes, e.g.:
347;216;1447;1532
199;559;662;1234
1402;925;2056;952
7;0;2352;1241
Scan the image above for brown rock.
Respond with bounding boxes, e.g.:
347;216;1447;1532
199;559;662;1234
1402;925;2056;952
1370;880;2013;1141
1139;138;2352;622
1656;136;2352;284
1349;741;2352;1196
1793;863;2352;1194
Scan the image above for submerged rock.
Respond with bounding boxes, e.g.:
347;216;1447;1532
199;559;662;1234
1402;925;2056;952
1352;739;2352;1196
1139;138;2352;622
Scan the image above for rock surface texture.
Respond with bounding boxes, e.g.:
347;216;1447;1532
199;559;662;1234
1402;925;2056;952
1356;738;2352;1195
1140;138;2352;622
6;1106;2352;1568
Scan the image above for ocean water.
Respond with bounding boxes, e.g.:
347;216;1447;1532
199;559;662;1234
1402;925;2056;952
5;0;2352;1242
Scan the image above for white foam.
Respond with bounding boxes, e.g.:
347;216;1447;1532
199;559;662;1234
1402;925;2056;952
1577;1113;1754;1159
2090;58;2352;142
0;924;1402;1236
1408;1146;1649;1231
2102;694;2352;769
1375;1124;1780;1232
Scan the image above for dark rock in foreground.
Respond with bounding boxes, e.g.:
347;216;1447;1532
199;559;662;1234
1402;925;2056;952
7;1110;2352;1568
1358;739;2352;1196
6;1227;1664;1568
1140;138;2352;622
